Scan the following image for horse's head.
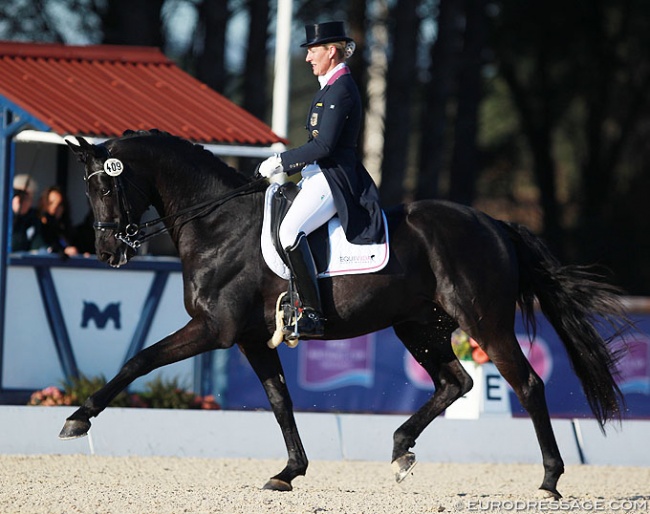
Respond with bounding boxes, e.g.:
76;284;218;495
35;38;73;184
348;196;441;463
67;135;150;268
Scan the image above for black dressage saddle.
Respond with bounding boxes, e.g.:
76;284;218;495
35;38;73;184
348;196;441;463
269;182;328;272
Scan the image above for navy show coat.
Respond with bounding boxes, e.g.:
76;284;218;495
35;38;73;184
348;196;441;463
280;67;385;245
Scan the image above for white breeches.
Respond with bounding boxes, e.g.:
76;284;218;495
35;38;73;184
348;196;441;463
279;168;337;249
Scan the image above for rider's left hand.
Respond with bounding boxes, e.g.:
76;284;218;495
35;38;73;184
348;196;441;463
259;154;284;178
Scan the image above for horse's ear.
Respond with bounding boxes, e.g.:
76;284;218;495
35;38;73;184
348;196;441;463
65;136;98;164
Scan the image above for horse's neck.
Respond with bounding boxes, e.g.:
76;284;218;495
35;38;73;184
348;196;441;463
153;166;243;215
158;176;264;250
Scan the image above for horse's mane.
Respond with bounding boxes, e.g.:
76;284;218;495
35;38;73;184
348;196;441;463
108;129;252;189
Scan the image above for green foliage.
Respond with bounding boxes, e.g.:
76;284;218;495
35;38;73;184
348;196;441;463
137;376;198;410
28;374;220;410
451;329;490;364
451;329;474;361
62;374;130;407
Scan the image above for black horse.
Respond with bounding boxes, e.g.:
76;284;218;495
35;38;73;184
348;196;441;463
63;130;628;497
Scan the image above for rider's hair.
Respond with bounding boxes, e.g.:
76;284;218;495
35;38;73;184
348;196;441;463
328;41;356;61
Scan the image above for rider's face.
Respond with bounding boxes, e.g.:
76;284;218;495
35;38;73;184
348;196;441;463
306;44;335;77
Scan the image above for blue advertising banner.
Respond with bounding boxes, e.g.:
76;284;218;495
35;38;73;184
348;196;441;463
224;313;650;420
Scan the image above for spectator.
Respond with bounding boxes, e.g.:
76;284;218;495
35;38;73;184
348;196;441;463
71;210;96;255
11;174;43;251
35;186;80;257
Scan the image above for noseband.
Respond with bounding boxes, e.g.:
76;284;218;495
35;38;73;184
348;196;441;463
85;152;266;250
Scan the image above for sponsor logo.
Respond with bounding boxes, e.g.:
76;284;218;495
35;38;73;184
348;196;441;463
614;333;650;394
298;336;375;390
516;334;553;382
81;301;121;329
404;351;435;390
339;254;376;264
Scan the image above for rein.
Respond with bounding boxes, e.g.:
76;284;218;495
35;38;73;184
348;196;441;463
86;165;266;250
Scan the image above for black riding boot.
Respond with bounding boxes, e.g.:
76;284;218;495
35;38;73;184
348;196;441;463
285;233;325;338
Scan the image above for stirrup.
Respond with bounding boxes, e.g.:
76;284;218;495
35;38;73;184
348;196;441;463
270;292;300;348
270;292;324;348
292;308;325;339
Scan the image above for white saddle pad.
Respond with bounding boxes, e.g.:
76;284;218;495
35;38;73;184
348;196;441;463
261;183;389;280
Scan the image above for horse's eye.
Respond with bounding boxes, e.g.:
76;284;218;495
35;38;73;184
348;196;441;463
98;187;111;197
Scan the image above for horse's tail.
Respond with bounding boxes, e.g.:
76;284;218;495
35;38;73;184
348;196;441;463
501;221;629;429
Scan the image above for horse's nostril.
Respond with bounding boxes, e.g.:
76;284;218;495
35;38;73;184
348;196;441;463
99;252;112;263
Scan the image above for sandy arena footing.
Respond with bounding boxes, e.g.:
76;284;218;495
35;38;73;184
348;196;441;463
1;455;649;514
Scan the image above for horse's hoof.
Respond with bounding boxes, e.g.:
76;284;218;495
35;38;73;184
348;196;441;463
58;418;91;440
537;488;562;500
392;452;417;483
262;478;293;491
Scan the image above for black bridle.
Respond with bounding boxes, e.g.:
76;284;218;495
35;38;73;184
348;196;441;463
85;159;266;250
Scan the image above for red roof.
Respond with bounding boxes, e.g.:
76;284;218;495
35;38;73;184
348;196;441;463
0;41;284;146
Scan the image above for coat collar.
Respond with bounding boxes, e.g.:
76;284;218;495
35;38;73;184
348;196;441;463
318;63;350;89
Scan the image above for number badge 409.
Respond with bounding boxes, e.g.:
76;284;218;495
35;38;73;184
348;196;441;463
104;158;124;177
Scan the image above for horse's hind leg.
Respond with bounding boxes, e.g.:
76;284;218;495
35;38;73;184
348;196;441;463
241;343;308;491
478;329;565;499
391;318;471;482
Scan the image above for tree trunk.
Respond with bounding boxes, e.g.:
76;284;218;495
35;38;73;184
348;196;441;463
347;0;369;156
102;0;164;47
500;58;562;252
448;0;487;206
362;1;390;186
415;0;464;200
379;0;421;206
239;0;271;174
242;0;270;121
193;0;229;94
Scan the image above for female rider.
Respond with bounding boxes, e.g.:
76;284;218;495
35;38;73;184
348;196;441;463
259;21;384;338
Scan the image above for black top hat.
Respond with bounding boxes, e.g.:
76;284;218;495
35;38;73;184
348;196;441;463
301;21;353;48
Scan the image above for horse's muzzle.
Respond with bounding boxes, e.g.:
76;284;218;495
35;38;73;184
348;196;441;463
101;246;130;268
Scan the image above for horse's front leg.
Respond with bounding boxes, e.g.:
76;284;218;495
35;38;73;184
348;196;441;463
59;318;212;439
241;343;308;491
